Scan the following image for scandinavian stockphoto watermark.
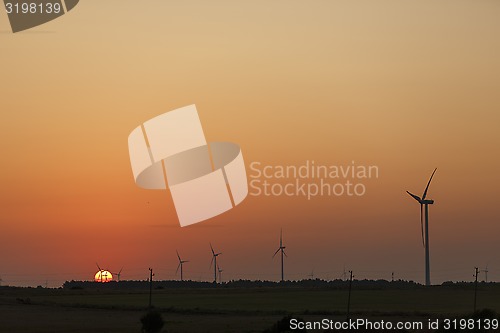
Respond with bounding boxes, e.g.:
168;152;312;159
249;160;379;199
289;318;499;331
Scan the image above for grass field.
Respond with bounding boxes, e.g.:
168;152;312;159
1;284;499;332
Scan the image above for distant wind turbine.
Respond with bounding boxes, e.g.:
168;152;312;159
176;250;189;281
482;264;489;283
96;263;104;283
210;243;222;283
406;168;437;286
273;229;287;282
96;263;112;282
217;265;223;283
112;268;123;282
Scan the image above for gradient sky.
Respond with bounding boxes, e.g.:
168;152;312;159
1;0;499;287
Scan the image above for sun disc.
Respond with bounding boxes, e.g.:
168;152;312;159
94;270;113;282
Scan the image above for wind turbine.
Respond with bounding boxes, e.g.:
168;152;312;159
96;263;112;282
217;265;223;283
210;243;222;283
112;268;123;282
176;250;189;281
273;229;287;282
482;264;489;283
96;263;104;283
406;168;437;286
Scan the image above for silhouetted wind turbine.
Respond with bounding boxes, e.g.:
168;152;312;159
482;264;489;283
176;250;189;281
273;229;287;282
406;168;437;286
217;265;223;283
210;243;222;283
96;263;112;282
96;263;104;283
112;268;123;282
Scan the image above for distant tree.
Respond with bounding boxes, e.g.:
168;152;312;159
140;310;165;333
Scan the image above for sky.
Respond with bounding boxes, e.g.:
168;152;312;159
0;0;499;287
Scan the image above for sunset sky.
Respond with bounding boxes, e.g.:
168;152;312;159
1;0;499;287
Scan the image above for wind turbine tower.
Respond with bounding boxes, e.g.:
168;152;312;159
273;229;287;282
406;168;437;286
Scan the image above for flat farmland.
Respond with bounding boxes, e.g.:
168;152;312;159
1;285;499;332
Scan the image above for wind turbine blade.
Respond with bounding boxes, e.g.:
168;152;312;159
280;229;283;247
96;263;102;271
422;168;437;200
210;243;215;255
176;263;181;275
210;255;214;268
406;191;422;203
119;267;123;274
283;250;288;257
176;250;181;261
272;248;280;258
420;204;425;248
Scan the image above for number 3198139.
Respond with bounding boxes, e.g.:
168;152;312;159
5;2;62;14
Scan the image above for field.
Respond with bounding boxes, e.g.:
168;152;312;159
1;284;500;332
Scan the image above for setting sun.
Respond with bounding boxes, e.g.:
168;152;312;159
94;271;113;283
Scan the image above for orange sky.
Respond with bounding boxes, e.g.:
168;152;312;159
1;1;499;286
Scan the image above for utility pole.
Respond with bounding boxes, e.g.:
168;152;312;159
346;271;353;320
149;268;154;309
474;267;479;312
